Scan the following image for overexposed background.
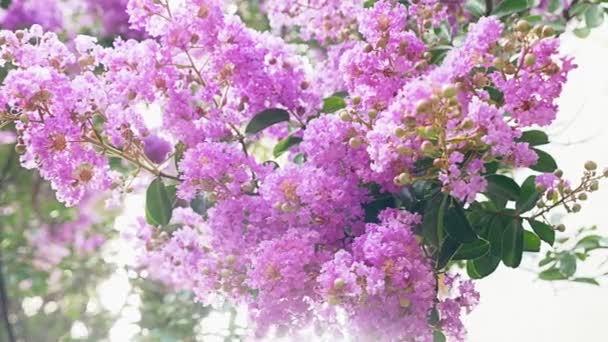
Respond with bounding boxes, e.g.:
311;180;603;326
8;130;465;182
466;23;608;342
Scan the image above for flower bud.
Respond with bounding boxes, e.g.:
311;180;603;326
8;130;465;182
15;143;26;154
397;145;412;156
578;193;588;201
541;25;555;38
226;255;236;264
556;224;566;232
339;111;352;122
584;160;597;171
524;53;536;67
352;96;362;105
368;110;378;119
421;140;434;152
603;168;608;178
399;297;411;308
415;99;431;114
441;84;457;98
333;278;345;290
19;113;29;124
394;173;412;186
554;169;564;178
590;180;599;191
492;57;506;70
349;137;364;148
364;44;374;53
220;268;231;278
515;20;531;33
572;203;582;213
394;127;407;138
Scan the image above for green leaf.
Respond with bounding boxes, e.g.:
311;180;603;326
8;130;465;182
322;96;347;113
487;215;510;257
538;256;555;267
469;254;501;278
146;178;173;226
502;219;524;267
433;331;447;342
585;4;604;28
421;194;448;247
245;108;290;135
530;149;558;172
0;0;11;10
528;219;555;246
574;235;606;252
559;254;577;277
484;174;521;207
573;27;591;38
518;130;549;146
539;268;567;281
523;230;541;252
453;239;490;260
465;0;486;18
273;136;303;158
444;199;477;243
492;0;533;17
516;176;540;213
572;277;600;286
190;195;214;218
364;194;396;224
484;86;505;105
436;236;461;269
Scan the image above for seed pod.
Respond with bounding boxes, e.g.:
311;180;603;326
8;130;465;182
584;160;598;171
590;180;599;191
572;203;582;213
578;193;588;201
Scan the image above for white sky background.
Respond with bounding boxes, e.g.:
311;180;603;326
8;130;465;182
465;23;608;342
104;21;608;342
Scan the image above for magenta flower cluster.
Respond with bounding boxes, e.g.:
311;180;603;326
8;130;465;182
1;0;578;340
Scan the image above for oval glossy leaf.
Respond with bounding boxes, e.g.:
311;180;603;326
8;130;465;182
322;96;347;113
436;236;461;270
559;254;577;277
245;108;290;135
422;194;448;248
146;177;173;227
444;199;477;243
433;331;447;342
273;136;303;158
516;176;540;214
528;219;555;246
539;267;567;281
453;239;490;260
492;0;533;17
485;174;521;207
469;254;502;278
502;219;524;268
585;4;604;28
488;215;510;257
523;230;541;252
530;149;558;172
572;277;600;286
518;130;549;146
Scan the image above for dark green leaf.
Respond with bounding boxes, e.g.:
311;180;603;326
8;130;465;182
0;0;10;10
453;239;490;260
428;308;440;326
433;331;447;342
487;215;510;257
469;254;501;278
273;136;303;158
421;194;448;247
436;236;461;270
539;268;567;281
492;0;533;17
516;176;540;213
484;174;520;207
245;108;290;135
502;219;524;267
322;96;347;113
293;153;306;165
572;277;600;286
523;230;541;252
528;219;555;246
530;148;558;172
518;130;549;146
538;257;555;267
559;254;577;277
364;195;396;224
585;4;604;28
444;199;477;243
146;178;173;226
190;195;214;218
484;86;505;105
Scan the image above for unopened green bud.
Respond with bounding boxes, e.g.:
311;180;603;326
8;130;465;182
578;193;588;201
556;224;566;232
421;140;434;152
349;137;364;148
334;278;345;290
584;160;598;171
590;180;600;191
19;114;29;124
541;25;555;38
394;173;412;186
368;110;378;120
340;111;352;122
415;99;431;114
441;84;457;98
572;203;582;213
394;127;407;138
554;169;564;178
399;297;411;308
15;143;26;154
515;19;531;33
524;53;536;67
